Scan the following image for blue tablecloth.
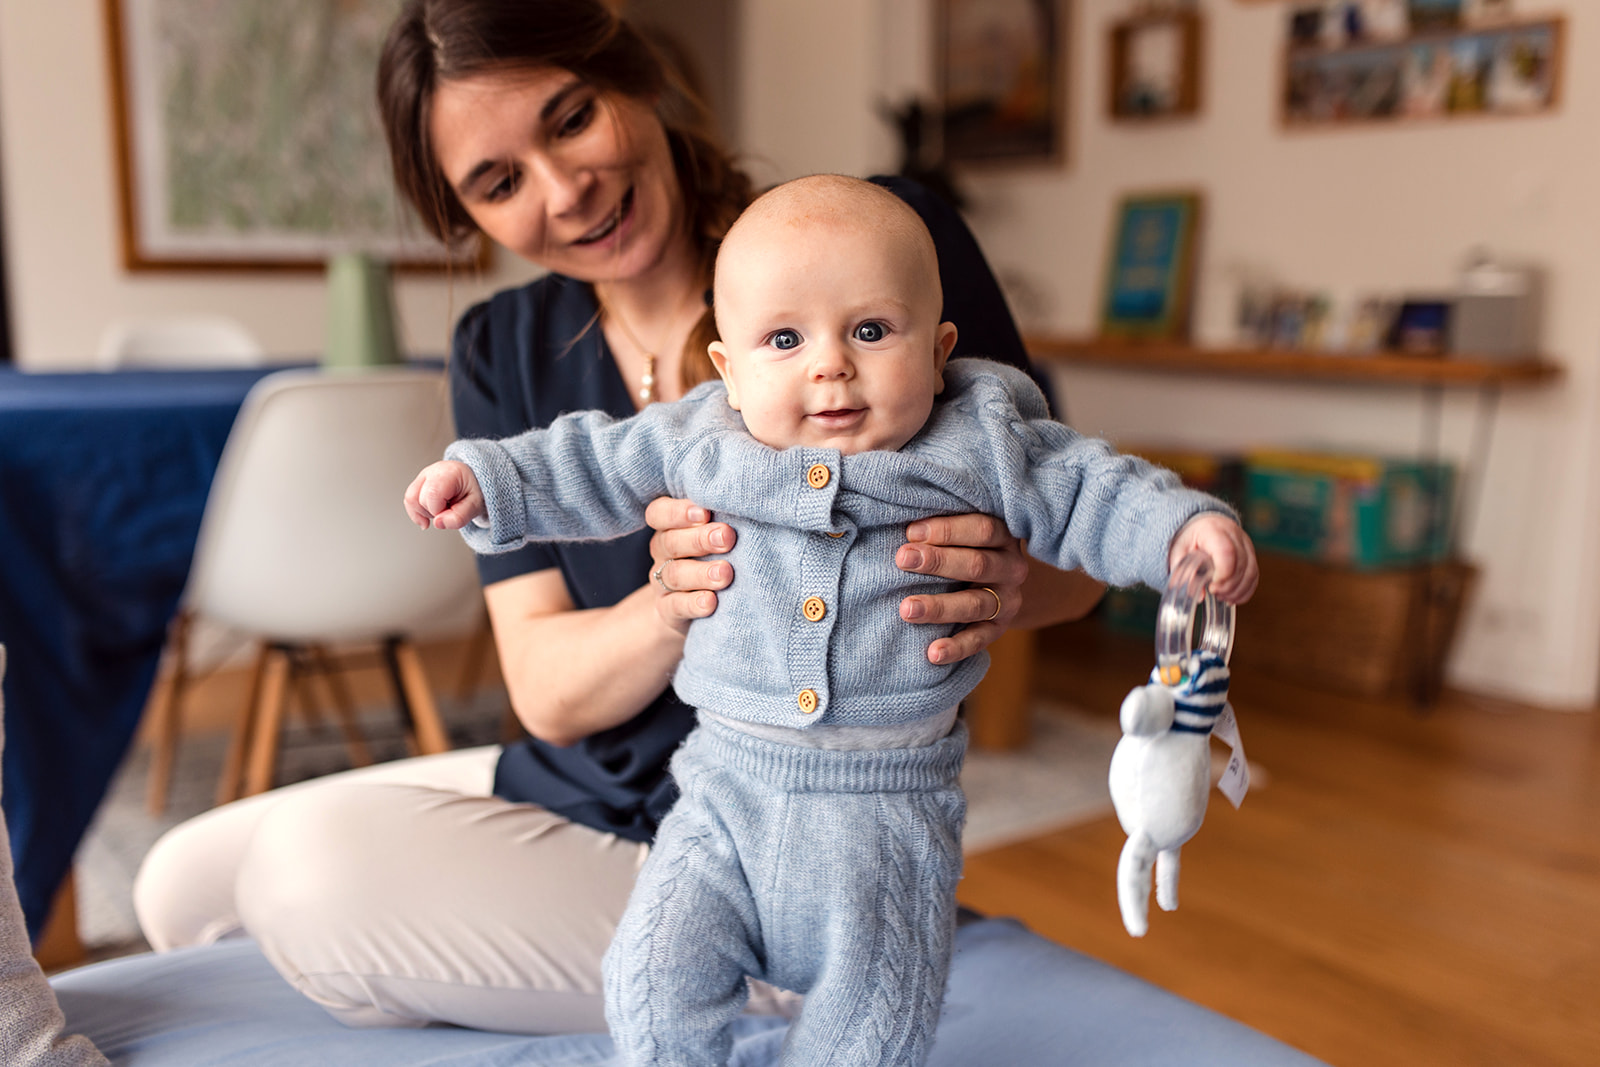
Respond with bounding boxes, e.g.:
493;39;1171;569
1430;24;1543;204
0;365;288;937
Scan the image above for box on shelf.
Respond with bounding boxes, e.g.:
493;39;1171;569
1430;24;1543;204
1233;551;1477;702
1244;450;1455;569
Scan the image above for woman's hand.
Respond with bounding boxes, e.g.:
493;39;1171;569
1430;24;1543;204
644;497;737;634
895;514;1030;665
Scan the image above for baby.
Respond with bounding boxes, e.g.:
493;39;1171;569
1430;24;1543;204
406;175;1256;1067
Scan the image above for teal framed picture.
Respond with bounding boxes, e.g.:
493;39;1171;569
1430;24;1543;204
1099;191;1202;341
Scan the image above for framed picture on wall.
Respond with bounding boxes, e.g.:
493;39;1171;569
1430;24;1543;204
937;0;1067;165
1282;15;1564;127
105;0;482;271
1108;9;1204;122
1099;191;1202;342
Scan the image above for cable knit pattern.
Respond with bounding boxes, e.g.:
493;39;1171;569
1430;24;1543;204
448;359;1232;732
602;718;967;1066
604;817;715;1066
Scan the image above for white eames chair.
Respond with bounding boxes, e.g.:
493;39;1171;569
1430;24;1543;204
144;367;481;809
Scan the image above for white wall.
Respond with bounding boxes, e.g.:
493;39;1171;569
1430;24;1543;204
0;1;539;368
738;0;1600;707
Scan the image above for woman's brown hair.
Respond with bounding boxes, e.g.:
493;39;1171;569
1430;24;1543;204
377;0;750;388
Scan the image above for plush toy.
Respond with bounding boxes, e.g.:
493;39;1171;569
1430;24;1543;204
1108;553;1249;938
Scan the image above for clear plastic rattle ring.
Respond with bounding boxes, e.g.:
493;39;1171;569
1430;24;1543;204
1155;550;1235;686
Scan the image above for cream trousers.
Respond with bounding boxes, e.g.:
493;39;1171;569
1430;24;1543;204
133;746;793;1034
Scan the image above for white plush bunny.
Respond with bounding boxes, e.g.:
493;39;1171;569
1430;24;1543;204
1107;650;1236;938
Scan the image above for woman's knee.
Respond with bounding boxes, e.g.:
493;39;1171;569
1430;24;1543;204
233;781;414;941
134;795;271;951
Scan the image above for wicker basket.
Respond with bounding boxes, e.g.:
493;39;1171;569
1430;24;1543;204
1233;551;1477;702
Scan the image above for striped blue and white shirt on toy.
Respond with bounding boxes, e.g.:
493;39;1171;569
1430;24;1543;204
447;358;1234;732
1157;651;1232;735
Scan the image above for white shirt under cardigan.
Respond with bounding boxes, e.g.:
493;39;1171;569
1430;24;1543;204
448;358;1230;735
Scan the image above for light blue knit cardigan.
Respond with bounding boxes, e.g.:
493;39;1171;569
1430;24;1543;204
447;359;1228;731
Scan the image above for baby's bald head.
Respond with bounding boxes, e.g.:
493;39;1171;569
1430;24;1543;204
713;175;943;325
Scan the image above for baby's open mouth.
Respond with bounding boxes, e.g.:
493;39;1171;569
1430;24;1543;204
574;187;634;245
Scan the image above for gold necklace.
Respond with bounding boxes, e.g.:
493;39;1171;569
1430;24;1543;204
605;294;695;405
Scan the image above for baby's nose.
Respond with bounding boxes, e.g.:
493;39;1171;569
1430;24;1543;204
809;341;854;379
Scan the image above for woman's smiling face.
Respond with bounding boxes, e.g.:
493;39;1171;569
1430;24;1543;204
428;67;685;282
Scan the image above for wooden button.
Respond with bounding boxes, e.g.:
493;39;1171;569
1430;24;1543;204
806;463;831;489
826;531;845;538
797;689;819;714
802;596;826;622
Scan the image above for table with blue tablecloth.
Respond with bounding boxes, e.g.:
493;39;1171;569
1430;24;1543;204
0;365;288;937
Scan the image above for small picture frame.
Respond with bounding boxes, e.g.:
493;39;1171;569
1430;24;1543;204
937;0;1068;166
1099;191;1203;342
1109;9;1204;122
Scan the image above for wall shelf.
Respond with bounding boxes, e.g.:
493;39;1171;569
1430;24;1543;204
1025;336;1562;388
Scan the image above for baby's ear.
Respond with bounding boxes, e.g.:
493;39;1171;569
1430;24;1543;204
932;322;958;394
708;340;741;410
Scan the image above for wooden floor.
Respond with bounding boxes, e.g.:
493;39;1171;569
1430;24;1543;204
960;620;1600;1067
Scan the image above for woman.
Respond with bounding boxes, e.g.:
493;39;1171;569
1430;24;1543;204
133;0;1105;1035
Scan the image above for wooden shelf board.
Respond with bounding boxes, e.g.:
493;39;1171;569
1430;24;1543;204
1026;336;1563;388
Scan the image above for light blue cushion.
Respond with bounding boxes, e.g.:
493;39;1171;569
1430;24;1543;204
51;918;1326;1066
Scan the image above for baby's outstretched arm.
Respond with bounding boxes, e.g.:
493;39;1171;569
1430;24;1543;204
1167;514;1259;603
405;460;485;531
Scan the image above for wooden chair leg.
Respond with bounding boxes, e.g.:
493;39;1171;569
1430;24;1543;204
216;642;270;806
966;628;1038;751
242;646;293;798
145;609;193;815
308;645;372;767
34;870;83;972
392;639;451;756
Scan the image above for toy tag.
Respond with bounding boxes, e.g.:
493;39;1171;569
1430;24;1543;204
1212;703;1249;810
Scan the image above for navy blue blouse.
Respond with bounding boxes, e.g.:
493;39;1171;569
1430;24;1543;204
448;176;1043;842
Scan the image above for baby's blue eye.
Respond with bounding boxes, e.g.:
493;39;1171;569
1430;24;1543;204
770;329;801;350
854;321;887;342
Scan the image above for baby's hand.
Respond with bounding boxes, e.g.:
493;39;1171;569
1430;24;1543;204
1167;514;1258;604
404;460;485;531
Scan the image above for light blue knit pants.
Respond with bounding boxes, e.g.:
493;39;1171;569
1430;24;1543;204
602;715;968;1067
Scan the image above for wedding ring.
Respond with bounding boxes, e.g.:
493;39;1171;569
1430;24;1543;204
979;586;1002;622
651;564;673;593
